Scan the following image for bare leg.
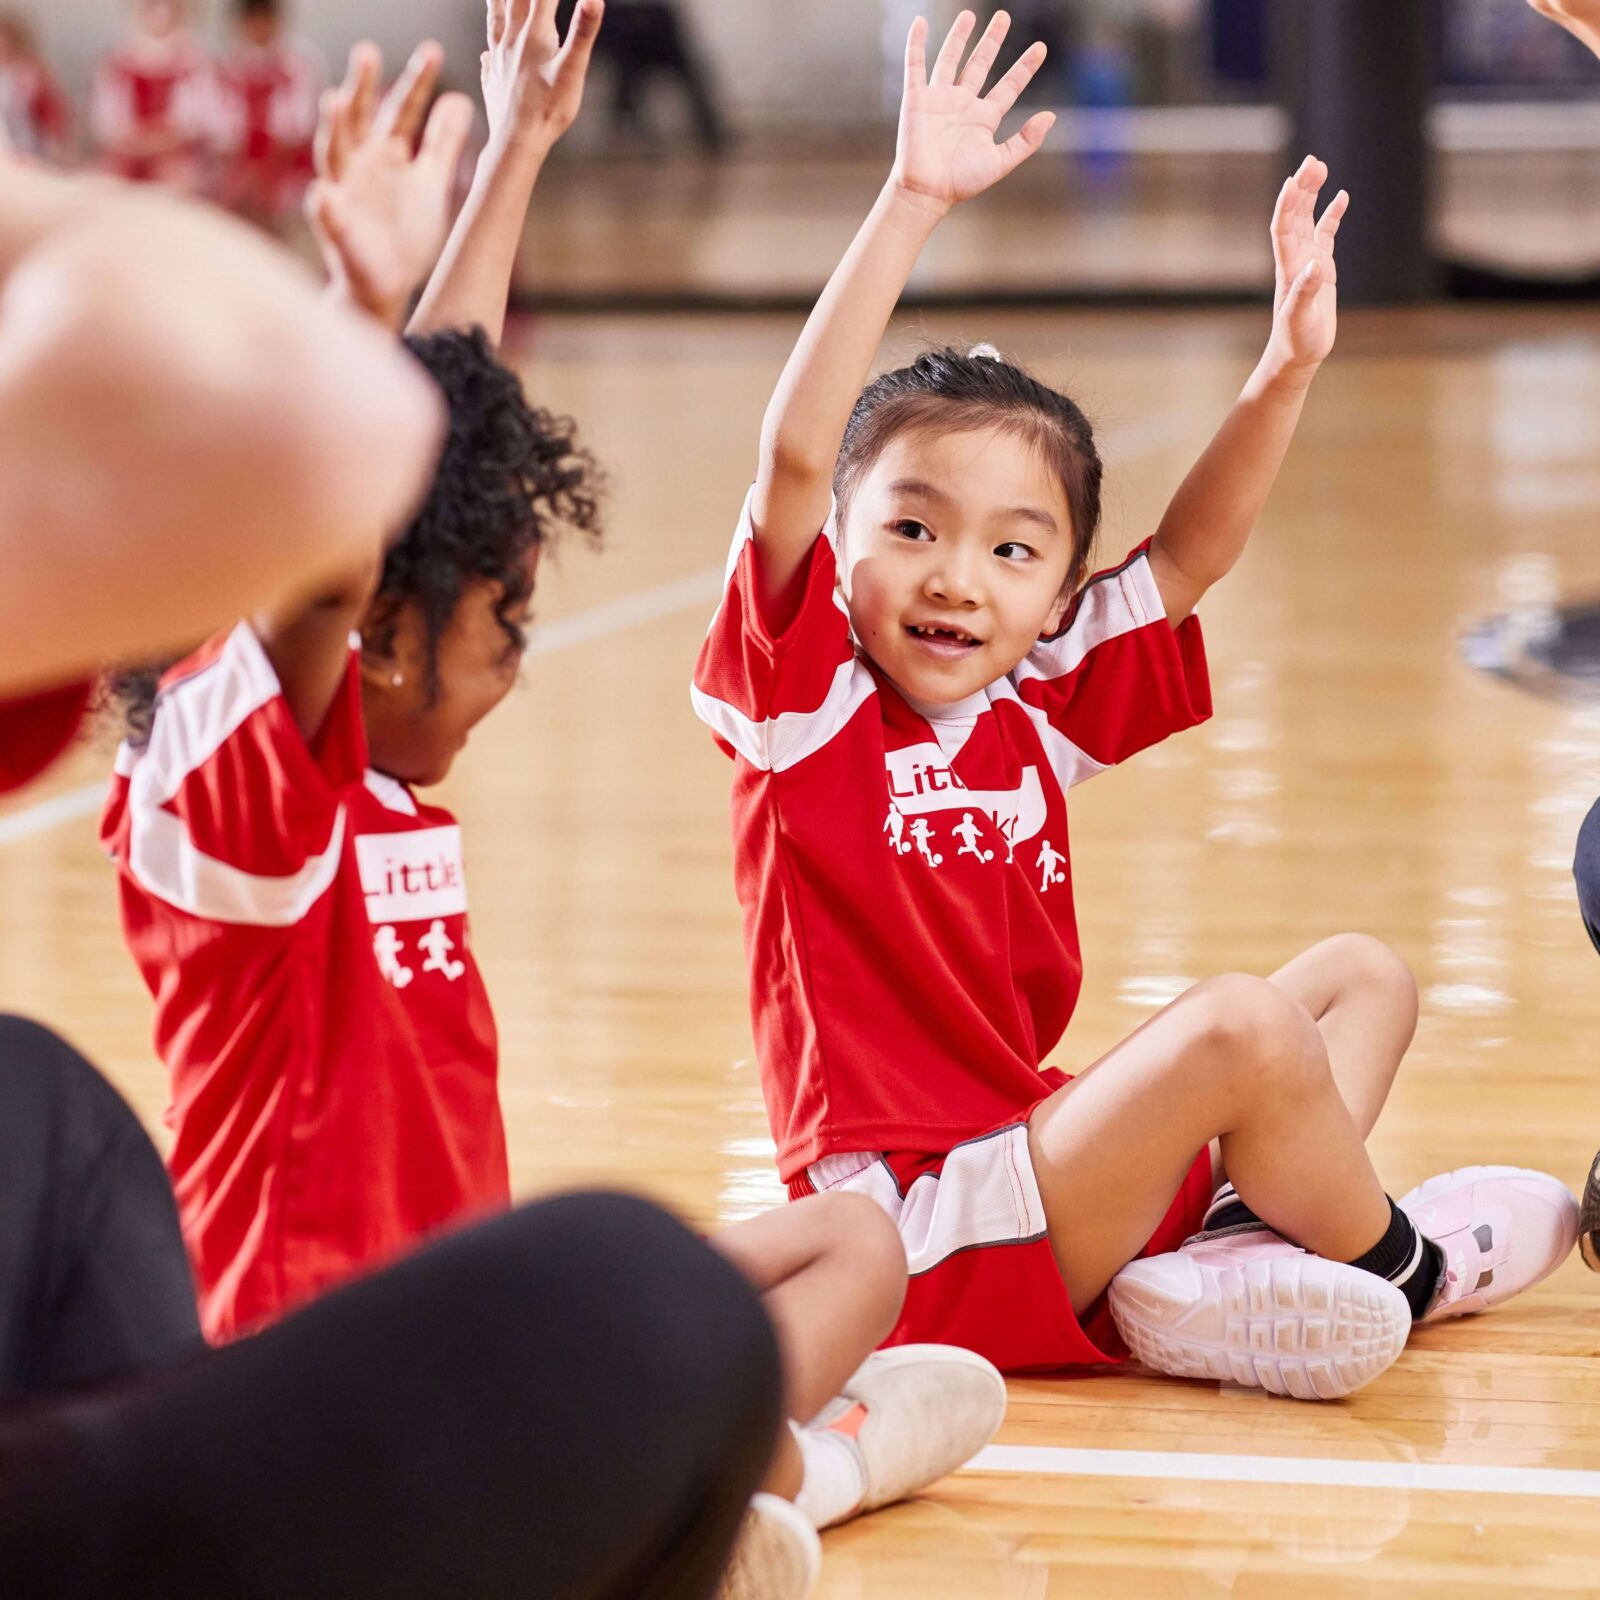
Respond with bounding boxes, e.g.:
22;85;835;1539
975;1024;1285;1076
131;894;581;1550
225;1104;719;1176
712;1192;907;1499
1267;933;1418;1137
1027;974;1391;1312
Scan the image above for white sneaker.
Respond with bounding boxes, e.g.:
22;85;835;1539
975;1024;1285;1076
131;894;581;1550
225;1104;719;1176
1398;1166;1579;1319
717;1494;821;1600
1108;1228;1411;1401
808;1345;1007;1513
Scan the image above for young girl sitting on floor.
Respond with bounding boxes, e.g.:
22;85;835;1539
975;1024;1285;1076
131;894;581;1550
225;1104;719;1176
692;7;1579;1400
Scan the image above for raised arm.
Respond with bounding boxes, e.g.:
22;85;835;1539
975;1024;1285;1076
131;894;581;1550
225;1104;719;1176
753;9;1053;607
0;163;446;698
409;0;604;347
1147;157;1347;625
257;43;474;736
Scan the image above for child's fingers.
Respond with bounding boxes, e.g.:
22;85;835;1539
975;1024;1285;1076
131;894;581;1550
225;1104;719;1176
347;41;382;143
930;9;977;87
983;38;1047;120
904;15;930;90
958;9;1012;93
1281;257;1324;325
314;88;344;180
532;0;561;37
418;90;475;180
997;108;1054;176
377;41;444;146
556;0;605;91
507;0;534;39
1315;188;1350;252
487;0;508;48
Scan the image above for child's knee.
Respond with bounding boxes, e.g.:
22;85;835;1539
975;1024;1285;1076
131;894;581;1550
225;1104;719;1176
816;1190;908;1318
1320;932;1418;1025
1187;974;1328;1100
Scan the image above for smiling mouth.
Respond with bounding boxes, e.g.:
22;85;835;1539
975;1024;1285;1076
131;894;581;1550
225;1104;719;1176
907;623;983;655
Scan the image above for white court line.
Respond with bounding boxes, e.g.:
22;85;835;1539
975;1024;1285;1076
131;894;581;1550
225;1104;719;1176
964;1444;1600;1501
0;413;1187;852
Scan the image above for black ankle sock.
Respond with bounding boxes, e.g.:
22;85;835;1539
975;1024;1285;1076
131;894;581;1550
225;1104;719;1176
1349;1197;1444;1321
1199;1182;1264;1237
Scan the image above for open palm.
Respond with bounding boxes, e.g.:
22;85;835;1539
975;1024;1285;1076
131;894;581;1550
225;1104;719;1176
1268;154;1348;373
893;10;1055;209
309;42;473;329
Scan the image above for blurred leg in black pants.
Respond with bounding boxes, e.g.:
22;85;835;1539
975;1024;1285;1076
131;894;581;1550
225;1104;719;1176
0;1020;781;1597
1577;803;1600;1269
0;1014;202;1400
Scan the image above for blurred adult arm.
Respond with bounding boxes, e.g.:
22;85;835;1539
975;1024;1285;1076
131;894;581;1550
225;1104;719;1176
0;160;445;696
1525;0;1600;56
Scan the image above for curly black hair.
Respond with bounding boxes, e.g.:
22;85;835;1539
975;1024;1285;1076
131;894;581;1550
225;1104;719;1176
107;326;602;741
369;326;603;698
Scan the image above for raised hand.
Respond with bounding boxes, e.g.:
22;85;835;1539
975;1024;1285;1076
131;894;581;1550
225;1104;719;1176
892;10;1055;213
307;42;475;330
1265;155;1348;377
1525;0;1600;56
482;0;604;151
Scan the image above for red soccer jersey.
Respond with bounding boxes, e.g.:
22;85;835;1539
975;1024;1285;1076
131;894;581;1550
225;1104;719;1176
213;38;321;215
692;497;1212;1180
101;623;508;1341
0;61;71;158
91;39;213;185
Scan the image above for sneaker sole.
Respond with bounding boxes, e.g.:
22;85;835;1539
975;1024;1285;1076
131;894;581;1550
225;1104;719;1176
717;1495;821;1600
1582;1151;1600;1274
1108;1254;1411;1401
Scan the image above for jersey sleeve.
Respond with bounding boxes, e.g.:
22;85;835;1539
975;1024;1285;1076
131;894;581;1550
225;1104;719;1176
1014;541;1211;788
106;622;366;926
690;489;874;773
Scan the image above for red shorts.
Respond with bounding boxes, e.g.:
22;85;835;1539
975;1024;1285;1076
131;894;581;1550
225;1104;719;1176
789;1122;1214;1374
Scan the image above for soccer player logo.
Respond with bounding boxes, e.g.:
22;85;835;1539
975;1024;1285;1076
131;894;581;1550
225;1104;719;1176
909;817;943;868
1035;839;1067;892
952;811;994;863
884;802;913;855
373;925;414;988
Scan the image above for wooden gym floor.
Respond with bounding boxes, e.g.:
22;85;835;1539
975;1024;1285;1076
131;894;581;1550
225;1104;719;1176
4;301;1600;1593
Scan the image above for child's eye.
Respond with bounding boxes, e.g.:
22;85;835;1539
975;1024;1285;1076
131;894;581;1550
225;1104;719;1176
892;519;932;541
995;541;1035;562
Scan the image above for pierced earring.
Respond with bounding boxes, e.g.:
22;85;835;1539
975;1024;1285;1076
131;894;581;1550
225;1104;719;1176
390;672;404;688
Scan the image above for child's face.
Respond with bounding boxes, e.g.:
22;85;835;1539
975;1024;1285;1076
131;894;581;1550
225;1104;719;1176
239;13;280;47
359;552;538;788
839;425;1077;706
135;0;188;39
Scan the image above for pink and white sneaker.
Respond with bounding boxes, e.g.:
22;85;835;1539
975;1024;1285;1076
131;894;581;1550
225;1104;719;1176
1108;1229;1411;1401
1398;1166;1579;1320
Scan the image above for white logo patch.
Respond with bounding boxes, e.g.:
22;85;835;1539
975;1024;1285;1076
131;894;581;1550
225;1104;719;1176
356;827;469;924
884;742;1048;847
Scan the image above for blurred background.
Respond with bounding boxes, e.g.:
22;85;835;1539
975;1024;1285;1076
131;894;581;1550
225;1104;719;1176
5;0;1598;310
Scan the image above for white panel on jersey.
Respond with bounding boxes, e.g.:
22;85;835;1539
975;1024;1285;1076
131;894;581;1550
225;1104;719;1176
805;1125;1047;1277
691;658;878;774
128;803;347;926
987;678;1108;792
355;826;469;924
363;770;420;817
1016;551;1166;686
134;622;281;804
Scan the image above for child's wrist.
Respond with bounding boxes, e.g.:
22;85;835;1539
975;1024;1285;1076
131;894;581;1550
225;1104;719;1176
1254;345;1321;397
884;175;953;227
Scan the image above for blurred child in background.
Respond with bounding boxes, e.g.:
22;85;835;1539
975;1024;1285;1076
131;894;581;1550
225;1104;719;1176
91;0;213;191
214;0;322;227
0;11;70;162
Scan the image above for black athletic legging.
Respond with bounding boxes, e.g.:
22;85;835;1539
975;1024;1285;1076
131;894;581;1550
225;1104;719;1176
1578;799;1600;956
0;1016;780;1599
